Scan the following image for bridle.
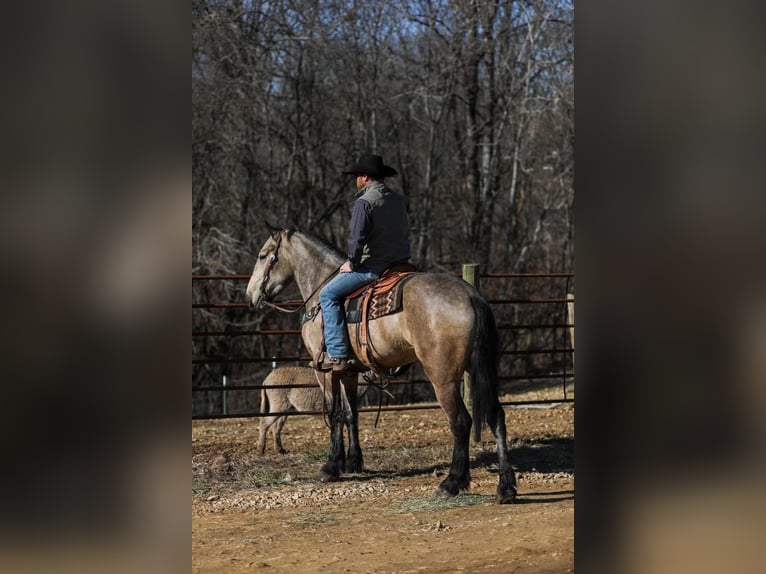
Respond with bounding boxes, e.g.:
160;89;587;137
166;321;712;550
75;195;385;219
257;231;341;314
256;232;283;309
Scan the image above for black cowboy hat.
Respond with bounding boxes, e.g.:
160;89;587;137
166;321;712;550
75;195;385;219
342;153;398;179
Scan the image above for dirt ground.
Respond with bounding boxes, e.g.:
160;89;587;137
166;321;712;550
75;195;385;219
192;387;574;573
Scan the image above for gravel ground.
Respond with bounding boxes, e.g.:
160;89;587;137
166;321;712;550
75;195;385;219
193;385;574;573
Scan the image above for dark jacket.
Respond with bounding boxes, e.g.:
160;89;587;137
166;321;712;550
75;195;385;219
347;180;411;274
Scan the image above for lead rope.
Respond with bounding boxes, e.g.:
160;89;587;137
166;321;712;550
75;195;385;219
362;371;395;428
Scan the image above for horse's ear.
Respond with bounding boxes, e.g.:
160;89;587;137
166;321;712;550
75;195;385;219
286;219;300;238
265;220;282;239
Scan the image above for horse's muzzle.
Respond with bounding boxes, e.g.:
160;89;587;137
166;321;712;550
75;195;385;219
248;295;266;310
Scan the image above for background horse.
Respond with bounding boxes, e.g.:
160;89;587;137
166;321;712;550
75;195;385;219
246;224;516;503
258;366;327;455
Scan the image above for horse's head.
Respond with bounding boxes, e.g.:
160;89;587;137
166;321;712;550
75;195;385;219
245;223;296;309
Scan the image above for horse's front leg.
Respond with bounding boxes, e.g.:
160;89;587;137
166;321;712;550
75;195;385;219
320;370;345;482
341;374;363;473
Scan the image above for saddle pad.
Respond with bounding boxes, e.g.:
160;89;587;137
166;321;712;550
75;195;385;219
346;272;415;324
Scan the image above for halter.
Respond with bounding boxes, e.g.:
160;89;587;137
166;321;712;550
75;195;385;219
258;231;341;314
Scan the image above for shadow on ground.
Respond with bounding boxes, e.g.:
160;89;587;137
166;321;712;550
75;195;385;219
475;437;574;473
312;436;573;485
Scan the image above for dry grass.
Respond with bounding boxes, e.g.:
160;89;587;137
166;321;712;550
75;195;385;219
396;493;494;513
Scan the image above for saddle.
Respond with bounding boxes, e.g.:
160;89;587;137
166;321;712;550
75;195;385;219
312;263;416;374
350;263;416;374
345;263;416;324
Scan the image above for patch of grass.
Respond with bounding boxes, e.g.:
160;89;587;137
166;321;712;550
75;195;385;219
242;468;294;488
302;449;327;463
283;511;337;527
395;493;494;513
192;475;211;496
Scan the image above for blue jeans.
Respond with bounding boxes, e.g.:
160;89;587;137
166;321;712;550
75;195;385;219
319;267;379;358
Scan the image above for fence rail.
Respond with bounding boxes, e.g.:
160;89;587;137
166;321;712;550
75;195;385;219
192;398;575;420
193;347;573;363
194;374;576;393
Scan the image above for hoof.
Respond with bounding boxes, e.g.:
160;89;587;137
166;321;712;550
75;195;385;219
497;485;517;504
277;448;287;455
319;464;341;483
436;478;462;498
345;455;363;474
438;473;470;498
436;486;457;498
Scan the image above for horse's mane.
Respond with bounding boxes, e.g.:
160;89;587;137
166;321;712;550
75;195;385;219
289;228;345;262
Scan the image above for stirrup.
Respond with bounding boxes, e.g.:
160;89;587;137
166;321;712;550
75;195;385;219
315;357;361;372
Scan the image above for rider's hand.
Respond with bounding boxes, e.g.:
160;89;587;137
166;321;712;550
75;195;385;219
339;260;353;273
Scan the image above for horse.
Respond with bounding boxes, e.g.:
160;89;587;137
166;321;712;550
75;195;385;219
258;367;327;455
245;223;516;503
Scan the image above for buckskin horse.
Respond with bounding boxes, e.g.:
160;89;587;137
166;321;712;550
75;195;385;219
245;224;516;503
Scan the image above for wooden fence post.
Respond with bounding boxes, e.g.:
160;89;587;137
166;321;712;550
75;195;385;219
567;293;575;368
462;263;481;443
222;375;228;416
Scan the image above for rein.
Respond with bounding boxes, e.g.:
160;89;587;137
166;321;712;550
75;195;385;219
259;232;342;314
313;369;333;431
362;371;395;428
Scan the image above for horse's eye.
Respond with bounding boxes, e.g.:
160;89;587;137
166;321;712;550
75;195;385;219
258;253;267;260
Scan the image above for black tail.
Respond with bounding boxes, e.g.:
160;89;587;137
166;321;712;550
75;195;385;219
469;294;500;433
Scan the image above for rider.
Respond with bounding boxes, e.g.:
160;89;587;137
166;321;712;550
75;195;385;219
318;153;412;372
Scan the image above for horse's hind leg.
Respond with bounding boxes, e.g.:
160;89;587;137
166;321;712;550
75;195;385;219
488;402;517;504
320;370;345;482
431;380;472;497
341;374;363;473
271;416;288;455
259;393;290;455
258;416;277;455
